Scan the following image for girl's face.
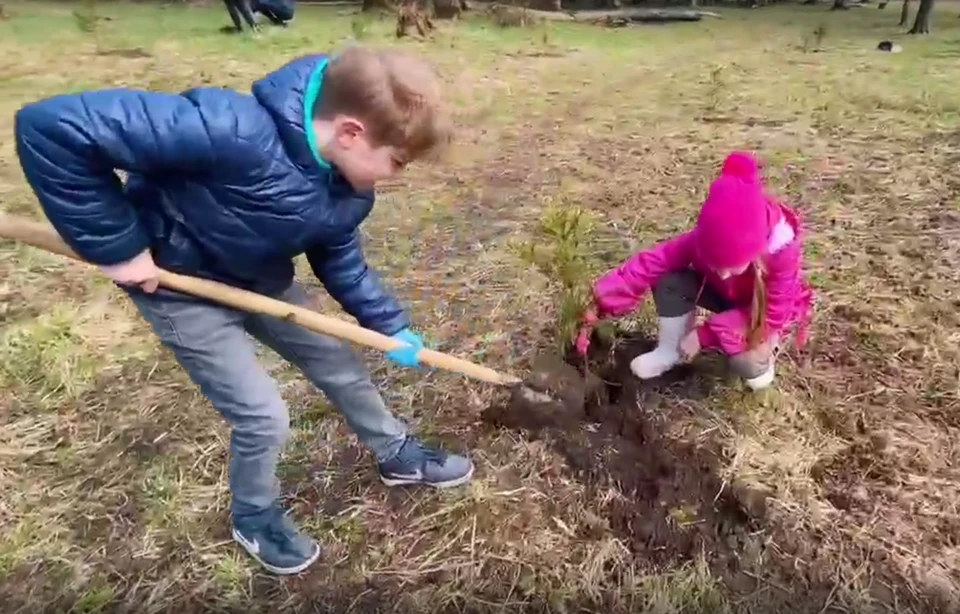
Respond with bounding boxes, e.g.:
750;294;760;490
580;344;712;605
715;262;750;280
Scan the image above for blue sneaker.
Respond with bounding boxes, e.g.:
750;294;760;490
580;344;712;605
378;437;474;488
231;505;321;575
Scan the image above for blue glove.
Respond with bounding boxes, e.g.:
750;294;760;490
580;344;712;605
386;328;424;367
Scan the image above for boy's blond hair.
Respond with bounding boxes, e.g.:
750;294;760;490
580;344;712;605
315;46;451;162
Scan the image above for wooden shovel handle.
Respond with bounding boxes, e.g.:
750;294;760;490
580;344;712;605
0;214;520;387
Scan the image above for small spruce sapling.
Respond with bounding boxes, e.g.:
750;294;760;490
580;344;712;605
516;204;614;353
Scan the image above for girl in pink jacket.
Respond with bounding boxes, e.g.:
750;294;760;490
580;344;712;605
586;152;814;390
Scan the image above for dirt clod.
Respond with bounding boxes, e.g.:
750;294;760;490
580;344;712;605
731;481;772;521
485;352;606;432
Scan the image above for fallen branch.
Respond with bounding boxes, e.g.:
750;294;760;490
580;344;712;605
574;8;720;23
509;7;574;20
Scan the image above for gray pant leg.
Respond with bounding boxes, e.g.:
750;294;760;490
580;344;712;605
728;337;778;379
244;283;407;463
127;289;288;520
223;0;258;29
222;0;243;29
729;354;770;379
235;0;259;28
652;270;732;317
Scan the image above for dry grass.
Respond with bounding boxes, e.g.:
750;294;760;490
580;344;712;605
2;1;960;612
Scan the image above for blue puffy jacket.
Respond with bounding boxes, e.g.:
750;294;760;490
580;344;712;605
14;54;410;336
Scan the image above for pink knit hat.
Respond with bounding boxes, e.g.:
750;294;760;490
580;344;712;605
694;152;778;271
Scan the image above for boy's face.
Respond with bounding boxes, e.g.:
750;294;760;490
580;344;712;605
321;116;406;190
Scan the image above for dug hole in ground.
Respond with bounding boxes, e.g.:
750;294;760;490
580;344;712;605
483;327;946;614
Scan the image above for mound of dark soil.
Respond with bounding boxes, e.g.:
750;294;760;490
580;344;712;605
482;334;837;613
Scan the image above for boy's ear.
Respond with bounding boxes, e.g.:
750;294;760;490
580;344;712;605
333;116;366;148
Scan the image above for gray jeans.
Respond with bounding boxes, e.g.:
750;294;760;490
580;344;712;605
652;270;775;379
126;282;407;519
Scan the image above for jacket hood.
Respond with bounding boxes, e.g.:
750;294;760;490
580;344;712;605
251;53;329;177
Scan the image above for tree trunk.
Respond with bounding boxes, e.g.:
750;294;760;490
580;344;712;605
898;0;911;24
802;0;817;4
396;0;434;37
434;0;461;18
363;0;395;11
909;0;932;31
831;0;848;10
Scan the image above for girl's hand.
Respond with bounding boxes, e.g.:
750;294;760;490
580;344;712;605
574;307;600;356
679;329;701;362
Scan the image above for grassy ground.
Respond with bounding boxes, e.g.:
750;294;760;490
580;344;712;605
2;1;960;613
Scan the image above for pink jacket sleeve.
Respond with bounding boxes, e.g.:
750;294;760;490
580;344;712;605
593;231;696;318
697;239;805;355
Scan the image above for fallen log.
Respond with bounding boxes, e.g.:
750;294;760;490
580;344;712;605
476;4;718;25
509;7;575;20
574;8;719;23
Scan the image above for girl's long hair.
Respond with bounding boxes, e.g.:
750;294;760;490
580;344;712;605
747;260;768;349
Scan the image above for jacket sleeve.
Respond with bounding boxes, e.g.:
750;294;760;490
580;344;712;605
14;89;242;266
593;231;696;317
306;231;411;336
697;241;805;355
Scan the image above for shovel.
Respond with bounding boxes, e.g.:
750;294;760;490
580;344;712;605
0;214;587;414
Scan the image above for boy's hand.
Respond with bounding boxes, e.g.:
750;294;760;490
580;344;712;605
679;329;701;362
387;328;424;368
99;249;161;293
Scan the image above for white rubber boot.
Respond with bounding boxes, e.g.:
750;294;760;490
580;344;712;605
744;362;775;391
630;313;694;380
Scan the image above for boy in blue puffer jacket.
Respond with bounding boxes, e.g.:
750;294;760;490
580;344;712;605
14;47;470;575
